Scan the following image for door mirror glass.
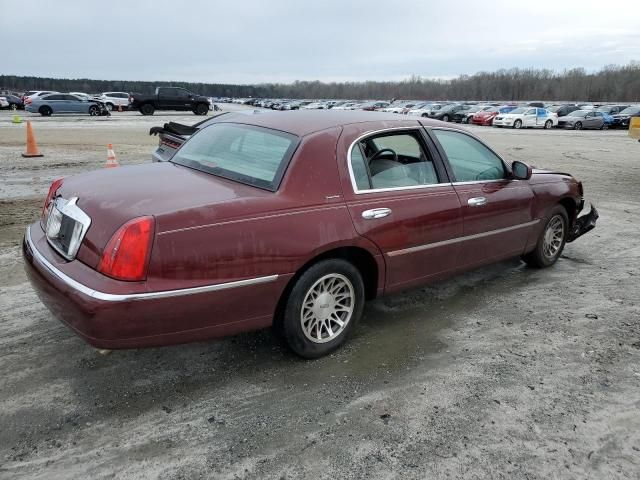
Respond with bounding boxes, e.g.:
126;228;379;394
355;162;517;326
512;161;532;180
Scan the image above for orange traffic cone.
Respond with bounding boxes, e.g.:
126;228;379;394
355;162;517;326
22;121;44;158
118;104;123;112
106;144;119;168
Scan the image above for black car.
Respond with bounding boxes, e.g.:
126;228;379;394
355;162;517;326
0;93;23;110
610;106;640;129
597;105;630;116
429;103;466;122
547;104;580;117
129;87;210;116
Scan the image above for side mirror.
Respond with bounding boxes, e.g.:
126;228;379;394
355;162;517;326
512;161;532;180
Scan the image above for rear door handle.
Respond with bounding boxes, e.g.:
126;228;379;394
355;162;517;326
468;197;488;207
362;208;392;219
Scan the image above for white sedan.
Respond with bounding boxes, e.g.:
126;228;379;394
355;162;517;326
493;107;558;129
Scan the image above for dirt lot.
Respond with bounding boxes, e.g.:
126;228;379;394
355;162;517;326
0;108;639;480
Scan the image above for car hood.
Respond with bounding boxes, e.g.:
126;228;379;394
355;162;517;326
57;162;274;267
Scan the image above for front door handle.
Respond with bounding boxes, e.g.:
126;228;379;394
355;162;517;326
468;197;488;207
362;208;392;219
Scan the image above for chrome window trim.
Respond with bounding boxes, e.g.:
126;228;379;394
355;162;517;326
387;219;540;257
26;225;278;302
346;126;452;195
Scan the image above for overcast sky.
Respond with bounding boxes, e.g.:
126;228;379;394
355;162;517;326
2;0;639;84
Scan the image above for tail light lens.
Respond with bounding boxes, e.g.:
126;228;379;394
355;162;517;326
98;216;155;281
42;178;64;221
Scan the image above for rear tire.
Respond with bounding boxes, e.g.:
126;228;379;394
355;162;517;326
39;106;52;117
140;104;155;116
522;206;568;268
282;259;365;359
544;120;553;129
194;103;208;115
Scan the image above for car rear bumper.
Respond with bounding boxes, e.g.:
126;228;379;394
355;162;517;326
23;223;288;349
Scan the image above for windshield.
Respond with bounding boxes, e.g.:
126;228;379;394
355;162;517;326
171;123;298;191
620;106;640;115
569;110;588;117
508;107;527;114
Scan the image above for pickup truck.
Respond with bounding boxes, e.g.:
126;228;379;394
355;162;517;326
129;87;210;116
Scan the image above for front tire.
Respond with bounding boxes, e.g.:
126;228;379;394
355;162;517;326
513;119;522;129
88;105;100;116
442;114;450;122
574;122;583;130
105;103;114;111
282;259;365;359
522;206;568;268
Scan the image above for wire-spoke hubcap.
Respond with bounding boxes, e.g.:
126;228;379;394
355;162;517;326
543;215;565;259
301;274;354;344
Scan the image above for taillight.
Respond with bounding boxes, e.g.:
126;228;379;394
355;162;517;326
42;178;64;220
98;216;155;281
25;98;32;105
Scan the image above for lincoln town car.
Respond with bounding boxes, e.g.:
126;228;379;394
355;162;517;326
23;111;598;358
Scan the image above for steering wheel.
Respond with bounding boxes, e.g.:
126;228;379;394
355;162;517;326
368;148;398;163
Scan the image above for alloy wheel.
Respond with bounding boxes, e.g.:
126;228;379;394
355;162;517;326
542;215;565;260
300;273;354;344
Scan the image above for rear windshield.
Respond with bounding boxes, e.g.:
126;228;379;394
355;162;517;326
171;123;298;191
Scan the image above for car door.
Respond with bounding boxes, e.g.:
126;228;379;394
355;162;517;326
338;126;463;292
157;88;178;109
536;108;550;126
585;112;600;129
429;128;536;270
523;108;537;127
44;94;64;113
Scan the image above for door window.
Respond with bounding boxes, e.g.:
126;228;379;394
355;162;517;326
432;130;506;182
350;131;440;191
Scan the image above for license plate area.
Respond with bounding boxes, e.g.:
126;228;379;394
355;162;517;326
46;197;91;260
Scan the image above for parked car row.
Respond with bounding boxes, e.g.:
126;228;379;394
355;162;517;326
224;97;639;130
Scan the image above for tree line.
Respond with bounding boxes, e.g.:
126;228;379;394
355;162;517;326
2;62;639;102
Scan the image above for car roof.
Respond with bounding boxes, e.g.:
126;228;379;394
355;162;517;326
211;110;462;136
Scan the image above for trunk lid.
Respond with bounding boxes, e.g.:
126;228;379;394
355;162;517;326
57;162;273;268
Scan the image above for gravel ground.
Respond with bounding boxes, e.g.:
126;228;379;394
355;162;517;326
0;108;639;480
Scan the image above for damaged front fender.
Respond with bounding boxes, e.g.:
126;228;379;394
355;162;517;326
567;204;598;242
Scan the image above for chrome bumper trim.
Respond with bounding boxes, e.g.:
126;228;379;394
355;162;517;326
26;225;279;302
387;219;540;257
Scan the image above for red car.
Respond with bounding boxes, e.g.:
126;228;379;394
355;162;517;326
472;105;517;126
23;111;598;358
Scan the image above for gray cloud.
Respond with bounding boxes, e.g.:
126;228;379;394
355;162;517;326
2;0;639;83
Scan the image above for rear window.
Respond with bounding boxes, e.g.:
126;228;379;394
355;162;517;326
171;123;298;191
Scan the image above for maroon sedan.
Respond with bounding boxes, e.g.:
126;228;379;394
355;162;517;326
23;111;597;358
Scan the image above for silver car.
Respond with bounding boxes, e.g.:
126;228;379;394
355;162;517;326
557;110;606;130
25;93;105;116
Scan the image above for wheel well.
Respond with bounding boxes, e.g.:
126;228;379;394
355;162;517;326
559;197;577;225
272;247;379;328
